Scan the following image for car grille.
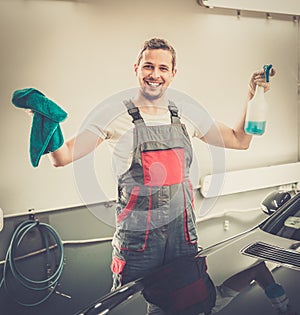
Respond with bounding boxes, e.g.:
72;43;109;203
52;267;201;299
241;241;300;271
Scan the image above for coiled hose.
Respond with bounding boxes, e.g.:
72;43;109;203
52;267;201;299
0;219;64;306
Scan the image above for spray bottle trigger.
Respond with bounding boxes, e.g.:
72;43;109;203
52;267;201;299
263;64;273;82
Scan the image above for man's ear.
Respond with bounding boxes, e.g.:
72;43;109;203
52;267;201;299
134;64;138;76
171;68;177;78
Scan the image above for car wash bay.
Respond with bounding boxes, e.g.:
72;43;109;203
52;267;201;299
1;0;300;314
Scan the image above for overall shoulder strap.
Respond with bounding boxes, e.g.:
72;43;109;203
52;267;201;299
168;100;181;124
123;99;145;126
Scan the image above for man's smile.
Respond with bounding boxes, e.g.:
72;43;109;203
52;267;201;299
145;80;163;88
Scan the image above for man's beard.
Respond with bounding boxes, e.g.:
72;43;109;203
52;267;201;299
140;86;166;101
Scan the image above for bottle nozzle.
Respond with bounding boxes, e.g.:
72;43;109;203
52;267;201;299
263;64;273;82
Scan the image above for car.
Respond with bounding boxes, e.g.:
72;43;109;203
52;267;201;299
75;191;300;315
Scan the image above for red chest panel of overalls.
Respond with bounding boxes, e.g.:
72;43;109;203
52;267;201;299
142;147;184;186
136;124;190;187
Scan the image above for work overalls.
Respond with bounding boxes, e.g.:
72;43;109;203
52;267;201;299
111;100;199;310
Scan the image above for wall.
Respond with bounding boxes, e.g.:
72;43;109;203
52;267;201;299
0;0;299;216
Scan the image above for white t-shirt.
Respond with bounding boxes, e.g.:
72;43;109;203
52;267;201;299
84;101;214;176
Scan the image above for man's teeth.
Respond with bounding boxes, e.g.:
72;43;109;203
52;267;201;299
148;82;160;87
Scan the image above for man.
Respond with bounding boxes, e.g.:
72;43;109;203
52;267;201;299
46;38;287;314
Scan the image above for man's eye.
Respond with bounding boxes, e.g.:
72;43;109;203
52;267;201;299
143;65;153;69
160;67;168;72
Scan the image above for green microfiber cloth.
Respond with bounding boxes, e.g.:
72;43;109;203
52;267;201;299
12;88;68;167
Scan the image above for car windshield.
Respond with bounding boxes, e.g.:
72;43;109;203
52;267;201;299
260;193;300;241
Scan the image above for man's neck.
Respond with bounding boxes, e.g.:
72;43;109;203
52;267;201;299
133;94;168;115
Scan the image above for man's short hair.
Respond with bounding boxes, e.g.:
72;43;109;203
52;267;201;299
136;38;176;70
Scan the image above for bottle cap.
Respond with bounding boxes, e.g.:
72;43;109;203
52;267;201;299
263;64;273;82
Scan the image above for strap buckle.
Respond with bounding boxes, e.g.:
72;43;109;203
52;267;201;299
128;107;144;123
169;108;179;118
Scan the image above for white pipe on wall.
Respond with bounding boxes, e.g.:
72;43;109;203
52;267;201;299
200;162;300;198
198;0;300;16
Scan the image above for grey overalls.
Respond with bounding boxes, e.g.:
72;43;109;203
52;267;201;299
111;100;199;293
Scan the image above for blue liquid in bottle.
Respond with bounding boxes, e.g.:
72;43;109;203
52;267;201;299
244;121;266;135
244;64;272;136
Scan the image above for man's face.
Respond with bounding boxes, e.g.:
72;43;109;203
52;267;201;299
134;49;176;101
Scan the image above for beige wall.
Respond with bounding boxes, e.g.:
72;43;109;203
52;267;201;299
0;0;298;215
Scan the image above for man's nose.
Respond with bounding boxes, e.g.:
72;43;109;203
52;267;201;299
151;67;160;79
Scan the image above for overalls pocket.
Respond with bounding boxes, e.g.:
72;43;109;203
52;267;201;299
141;146;185;186
116;186;140;223
115;185;152;251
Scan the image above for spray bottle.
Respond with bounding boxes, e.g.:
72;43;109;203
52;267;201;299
244;64;273;135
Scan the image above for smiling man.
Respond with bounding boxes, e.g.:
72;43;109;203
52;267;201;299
134;42;176;104
44;38;277;314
